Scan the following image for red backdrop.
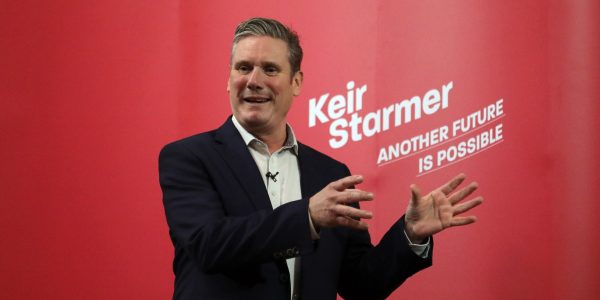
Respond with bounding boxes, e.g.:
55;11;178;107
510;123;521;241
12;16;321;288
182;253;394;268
1;1;599;299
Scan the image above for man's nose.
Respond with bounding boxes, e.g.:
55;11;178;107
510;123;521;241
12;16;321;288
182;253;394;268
246;68;264;91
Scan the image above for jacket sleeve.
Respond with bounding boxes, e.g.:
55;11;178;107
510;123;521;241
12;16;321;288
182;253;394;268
336;215;433;299
335;165;434;300
158;140;315;273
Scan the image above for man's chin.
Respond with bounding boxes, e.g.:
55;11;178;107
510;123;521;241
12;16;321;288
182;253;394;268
237;114;268;129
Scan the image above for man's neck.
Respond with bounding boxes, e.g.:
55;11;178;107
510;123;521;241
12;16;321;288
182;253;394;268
252;126;287;154
232;116;289;154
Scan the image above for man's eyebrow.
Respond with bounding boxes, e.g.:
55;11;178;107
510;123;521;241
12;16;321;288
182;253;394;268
232;60;282;70
232;60;251;68
262;61;282;70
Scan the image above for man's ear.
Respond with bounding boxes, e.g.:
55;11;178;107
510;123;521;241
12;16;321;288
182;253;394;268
292;71;304;96
226;64;232;93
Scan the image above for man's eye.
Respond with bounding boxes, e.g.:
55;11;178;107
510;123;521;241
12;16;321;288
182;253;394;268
264;67;278;75
238;65;251;73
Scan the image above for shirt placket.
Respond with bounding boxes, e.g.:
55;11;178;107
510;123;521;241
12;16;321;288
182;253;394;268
266;152;281;209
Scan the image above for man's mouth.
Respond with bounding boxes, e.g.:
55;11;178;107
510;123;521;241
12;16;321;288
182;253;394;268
243;96;271;103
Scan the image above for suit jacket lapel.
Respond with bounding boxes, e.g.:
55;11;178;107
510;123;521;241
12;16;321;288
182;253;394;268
214;117;273;211
297;143;323;200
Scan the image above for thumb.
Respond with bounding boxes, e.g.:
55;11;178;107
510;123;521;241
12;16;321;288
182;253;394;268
410;184;422;204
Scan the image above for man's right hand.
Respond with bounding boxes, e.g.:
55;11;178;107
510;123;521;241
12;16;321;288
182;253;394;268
308;175;374;231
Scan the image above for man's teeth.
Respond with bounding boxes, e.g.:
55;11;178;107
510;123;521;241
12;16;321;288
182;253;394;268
245;98;269;103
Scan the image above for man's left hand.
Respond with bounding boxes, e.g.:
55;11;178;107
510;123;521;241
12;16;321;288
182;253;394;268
404;173;483;243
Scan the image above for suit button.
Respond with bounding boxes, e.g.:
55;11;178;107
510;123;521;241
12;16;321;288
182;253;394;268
286;248;295;258
279;273;289;283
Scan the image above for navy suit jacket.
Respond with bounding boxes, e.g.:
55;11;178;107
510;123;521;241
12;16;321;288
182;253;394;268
158;118;432;299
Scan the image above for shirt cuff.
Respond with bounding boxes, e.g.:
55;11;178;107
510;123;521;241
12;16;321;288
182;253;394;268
308;211;320;240
403;229;431;258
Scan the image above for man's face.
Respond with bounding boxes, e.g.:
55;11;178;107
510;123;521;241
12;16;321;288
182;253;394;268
228;36;303;135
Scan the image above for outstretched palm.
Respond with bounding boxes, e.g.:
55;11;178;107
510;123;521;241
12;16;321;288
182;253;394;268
404;174;483;243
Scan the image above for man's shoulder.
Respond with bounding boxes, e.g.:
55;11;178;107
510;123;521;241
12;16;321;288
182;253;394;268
161;129;217;153
160;118;235;153
298;142;348;170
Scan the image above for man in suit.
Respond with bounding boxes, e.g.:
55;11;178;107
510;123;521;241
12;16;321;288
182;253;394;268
159;17;483;299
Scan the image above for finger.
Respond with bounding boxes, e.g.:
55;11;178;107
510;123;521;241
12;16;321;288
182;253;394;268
331;204;373;220
439;173;466;195
410;184;422;204
335;215;369;230
448;182;479;205
453;196;484;215
450;215;477;226
335;189;374;204
329;175;364;191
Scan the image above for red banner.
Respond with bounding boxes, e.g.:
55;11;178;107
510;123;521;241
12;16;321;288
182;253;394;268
1;1;598;299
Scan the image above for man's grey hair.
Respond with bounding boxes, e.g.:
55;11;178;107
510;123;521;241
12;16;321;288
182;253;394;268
232;17;303;75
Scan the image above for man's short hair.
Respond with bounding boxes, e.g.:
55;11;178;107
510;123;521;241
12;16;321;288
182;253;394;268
232;17;303;75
